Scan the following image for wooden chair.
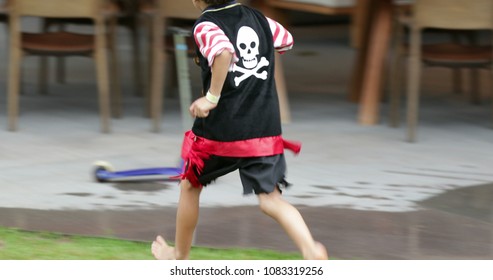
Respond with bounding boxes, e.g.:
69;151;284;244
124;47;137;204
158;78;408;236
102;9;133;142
7;0;113;133
388;0;493;142
37;1;126;118
41;0;143;100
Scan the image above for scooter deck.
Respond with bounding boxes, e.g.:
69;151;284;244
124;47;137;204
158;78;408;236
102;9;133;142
95;167;182;182
93;159;183;183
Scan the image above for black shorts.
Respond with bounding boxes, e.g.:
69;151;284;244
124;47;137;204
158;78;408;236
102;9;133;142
197;154;288;194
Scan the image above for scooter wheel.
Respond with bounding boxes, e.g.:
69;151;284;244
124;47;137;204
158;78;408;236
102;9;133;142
93;161;114;183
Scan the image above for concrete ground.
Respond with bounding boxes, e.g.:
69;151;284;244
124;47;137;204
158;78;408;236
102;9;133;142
0;21;493;259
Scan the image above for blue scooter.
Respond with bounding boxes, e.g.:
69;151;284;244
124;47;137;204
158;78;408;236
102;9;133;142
93;160;183;183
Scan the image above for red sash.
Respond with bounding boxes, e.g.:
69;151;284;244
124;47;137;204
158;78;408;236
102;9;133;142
180;130;301;187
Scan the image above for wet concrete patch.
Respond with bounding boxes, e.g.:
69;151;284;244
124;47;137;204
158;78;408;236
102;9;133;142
417;168;493;177
334;192;391;200
312;185;337;190
419;183;493;224
61;193;93;197
385;170;490;182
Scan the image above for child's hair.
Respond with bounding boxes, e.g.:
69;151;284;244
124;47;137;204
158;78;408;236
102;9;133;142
203;0;233;5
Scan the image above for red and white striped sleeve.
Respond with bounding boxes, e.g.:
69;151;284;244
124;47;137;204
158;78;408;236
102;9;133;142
193;21;238;68
266;17;294;54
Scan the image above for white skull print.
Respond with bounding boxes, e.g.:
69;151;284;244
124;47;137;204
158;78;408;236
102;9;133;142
237;26;259;69
234;26;269;86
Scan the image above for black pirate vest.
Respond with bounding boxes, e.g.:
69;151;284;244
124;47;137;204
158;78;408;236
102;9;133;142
191;2;281;143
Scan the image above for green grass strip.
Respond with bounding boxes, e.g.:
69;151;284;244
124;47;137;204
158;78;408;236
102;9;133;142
0;227;301;260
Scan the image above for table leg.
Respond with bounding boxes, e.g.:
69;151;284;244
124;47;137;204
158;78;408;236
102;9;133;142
355;0;393;125
349;0;374;102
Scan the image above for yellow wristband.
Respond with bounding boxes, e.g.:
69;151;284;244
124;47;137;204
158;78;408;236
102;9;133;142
205;90;220;104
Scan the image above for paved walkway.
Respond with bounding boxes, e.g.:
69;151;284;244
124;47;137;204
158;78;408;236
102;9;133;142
0;23;493;259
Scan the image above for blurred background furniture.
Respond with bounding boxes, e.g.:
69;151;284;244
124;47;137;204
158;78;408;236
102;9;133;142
38;0;138;118
7;0;113;133
388;0;493;142
349;0;413;126
253;0;416;126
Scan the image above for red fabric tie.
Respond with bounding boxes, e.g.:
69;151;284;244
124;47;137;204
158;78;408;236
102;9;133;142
180;130;301;187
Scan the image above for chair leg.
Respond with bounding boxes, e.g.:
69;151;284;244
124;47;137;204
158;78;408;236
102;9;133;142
38;19;50;95
55;17;66;84
150;17;165;133
466;31;481;105
38;57;49;95
56;24;66;84
56;57;66;84
451;32;462;95
8;47;22;131
130;17;144;97
94;46;111;133
452;69;462;95
388;16;404;128
144;15;153;118
490;67;493;129
406;62;421;142
469;68;481;105
406;29;422;142
389;54;403;127
108;17;122;119
151;51;165;133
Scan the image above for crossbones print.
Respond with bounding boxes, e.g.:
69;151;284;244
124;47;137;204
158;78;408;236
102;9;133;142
233;26;270;87
234;57;269;86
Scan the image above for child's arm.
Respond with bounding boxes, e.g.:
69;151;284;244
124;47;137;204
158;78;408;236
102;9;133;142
189;51;233;118
189;22;236;118
209;50;233;98
266;17;294;53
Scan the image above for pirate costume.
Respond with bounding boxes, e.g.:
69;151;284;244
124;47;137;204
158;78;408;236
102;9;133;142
181;1;300;194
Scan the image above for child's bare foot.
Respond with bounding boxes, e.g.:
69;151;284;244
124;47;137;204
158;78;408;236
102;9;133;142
151;235;176;260
304;242;328;260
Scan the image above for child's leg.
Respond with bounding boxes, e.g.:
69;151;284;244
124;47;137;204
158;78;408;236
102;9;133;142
258;188;328;260
175;179;202;259
152;179;202;260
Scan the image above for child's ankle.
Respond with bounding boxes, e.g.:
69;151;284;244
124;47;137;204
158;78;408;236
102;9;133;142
175;250;189;260
303;242;328;260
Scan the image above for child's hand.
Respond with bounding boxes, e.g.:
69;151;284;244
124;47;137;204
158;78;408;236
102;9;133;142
189;96;217;118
